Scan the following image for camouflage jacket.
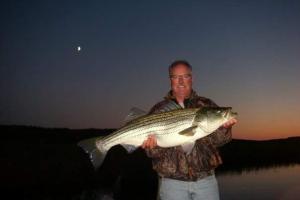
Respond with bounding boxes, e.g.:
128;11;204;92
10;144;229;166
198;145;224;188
145;90;232;181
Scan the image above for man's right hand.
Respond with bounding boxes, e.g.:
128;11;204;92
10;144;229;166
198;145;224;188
141;134;157;149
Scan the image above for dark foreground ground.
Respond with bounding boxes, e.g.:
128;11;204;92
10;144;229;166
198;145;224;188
1;125;300;200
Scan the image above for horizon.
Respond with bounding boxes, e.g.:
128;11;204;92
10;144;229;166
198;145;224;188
1;1;299;140
1;124;299;141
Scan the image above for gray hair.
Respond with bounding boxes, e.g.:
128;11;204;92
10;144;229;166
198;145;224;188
168;60;192;74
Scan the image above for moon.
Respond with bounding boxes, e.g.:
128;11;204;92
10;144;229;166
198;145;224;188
77;46;81;52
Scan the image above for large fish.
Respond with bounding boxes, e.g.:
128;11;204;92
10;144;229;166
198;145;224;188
78;103;237;169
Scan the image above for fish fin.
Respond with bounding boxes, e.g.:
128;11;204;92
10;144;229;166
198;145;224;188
198;125;211;133
181;142;195;154
159;101;182;112
178;125;198;136
121;144;138;153
197;121;214;134
124;107;147;123
78;137;107;170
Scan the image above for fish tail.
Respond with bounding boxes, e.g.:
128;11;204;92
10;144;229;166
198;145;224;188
78;136;107;170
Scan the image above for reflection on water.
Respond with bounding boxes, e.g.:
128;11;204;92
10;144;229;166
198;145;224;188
217;164;300;200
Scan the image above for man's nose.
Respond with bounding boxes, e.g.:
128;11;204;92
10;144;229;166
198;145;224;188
178;76;184;83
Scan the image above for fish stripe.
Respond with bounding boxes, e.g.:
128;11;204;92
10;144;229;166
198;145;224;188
103;108;200;147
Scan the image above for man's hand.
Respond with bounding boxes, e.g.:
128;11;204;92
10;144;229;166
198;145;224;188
223;118;237;128
141;135;157;149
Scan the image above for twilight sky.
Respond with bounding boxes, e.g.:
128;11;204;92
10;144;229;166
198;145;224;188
1;0;300;140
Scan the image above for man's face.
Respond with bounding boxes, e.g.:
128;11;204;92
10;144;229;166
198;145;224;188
169;64;193;99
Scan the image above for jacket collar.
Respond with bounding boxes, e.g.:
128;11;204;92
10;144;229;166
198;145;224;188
164;90;199;101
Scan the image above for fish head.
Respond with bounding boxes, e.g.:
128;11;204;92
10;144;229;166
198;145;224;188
194;107;237;133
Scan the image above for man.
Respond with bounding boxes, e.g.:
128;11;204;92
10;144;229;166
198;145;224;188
142;60;237;200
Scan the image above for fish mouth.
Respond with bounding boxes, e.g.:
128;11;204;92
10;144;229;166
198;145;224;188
223;107;231;116
229;111;238;119
224;107;237;118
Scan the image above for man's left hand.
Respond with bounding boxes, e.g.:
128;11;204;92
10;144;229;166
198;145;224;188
222;118;237;128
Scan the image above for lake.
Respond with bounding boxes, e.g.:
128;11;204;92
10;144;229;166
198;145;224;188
2;126;300;200
217;164;300;200
76;164;300;200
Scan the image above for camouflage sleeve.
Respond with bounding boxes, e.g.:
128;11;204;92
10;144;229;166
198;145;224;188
147;100;168;114
145;146;169;158
206;127;232;147
200;98;232;147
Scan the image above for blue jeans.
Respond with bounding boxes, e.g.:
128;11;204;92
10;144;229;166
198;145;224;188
158;175;220;200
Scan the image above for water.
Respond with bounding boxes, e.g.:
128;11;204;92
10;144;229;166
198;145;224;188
217;165;300;200
2;126;299;199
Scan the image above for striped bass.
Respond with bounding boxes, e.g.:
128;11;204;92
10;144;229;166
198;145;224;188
78;105;237;169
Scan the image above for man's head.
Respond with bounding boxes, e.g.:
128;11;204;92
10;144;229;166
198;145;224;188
168;60;193;102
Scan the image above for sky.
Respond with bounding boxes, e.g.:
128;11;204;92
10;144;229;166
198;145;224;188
1;0;300;140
